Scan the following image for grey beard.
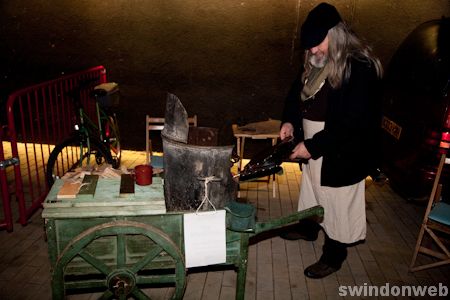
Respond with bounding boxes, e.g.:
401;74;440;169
309;54;328;68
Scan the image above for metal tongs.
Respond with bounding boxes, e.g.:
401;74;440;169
236;136;299;181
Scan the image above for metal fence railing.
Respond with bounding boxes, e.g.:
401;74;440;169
0;66;107;231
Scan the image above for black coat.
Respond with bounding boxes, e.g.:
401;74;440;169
282;58;382;187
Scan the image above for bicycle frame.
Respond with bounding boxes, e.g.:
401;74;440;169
66;82;120;169
77;102;104;138
46;80;121;187
74;101;118;167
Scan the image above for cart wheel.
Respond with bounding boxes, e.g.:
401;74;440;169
52;220;186;300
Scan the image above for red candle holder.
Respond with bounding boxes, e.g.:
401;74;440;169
134;165;153;186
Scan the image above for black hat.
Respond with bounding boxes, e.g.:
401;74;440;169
300;3;342;49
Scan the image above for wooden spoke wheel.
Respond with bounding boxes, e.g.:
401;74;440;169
51;220;186;300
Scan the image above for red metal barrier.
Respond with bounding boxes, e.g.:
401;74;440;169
1;66;107;230
0;126;14;231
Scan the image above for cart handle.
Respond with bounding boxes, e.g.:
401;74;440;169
253;205;324;235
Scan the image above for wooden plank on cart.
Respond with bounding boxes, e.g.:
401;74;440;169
42;177;167;218
57;181;82;199
78;175;99;198
119;174;135;197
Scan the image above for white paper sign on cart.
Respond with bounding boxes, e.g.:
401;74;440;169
183;210;226;268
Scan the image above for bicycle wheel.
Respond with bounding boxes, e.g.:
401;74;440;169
104;114;121;168
46;136;114;187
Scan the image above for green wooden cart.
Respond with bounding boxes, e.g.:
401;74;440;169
42;177;323;300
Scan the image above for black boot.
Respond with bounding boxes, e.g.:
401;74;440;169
304;235;347;279
279;218;321;241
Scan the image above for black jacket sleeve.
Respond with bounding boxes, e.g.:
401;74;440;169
281;75;304;141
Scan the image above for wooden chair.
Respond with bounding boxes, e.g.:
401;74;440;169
145;115;197;168
410;153;450;272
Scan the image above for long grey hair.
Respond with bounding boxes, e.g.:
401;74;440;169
303;22;383;88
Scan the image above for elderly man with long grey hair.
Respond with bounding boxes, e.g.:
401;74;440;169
279;2;383;279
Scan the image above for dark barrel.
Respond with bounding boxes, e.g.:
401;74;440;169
381;18;450;200
161;93;237;211
163;138;237;211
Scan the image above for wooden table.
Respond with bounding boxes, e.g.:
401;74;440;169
232;120;281;197
232;119;281;171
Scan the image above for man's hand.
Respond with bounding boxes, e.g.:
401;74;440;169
290;141;311;160
280;122;294;140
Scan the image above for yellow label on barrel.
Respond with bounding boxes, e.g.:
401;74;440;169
381;116;402;140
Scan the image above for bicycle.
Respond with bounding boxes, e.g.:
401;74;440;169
46;80;121;187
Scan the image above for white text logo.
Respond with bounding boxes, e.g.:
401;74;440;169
338;283;448;297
